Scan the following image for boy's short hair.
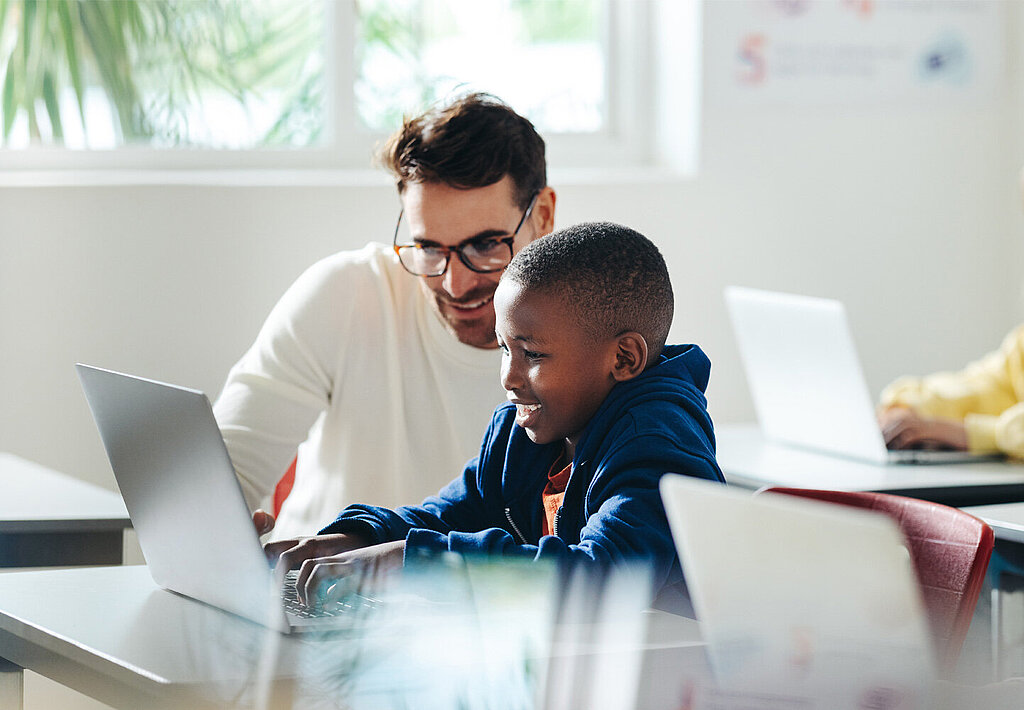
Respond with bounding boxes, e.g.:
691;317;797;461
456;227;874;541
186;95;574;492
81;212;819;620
503;222;674;357
378;92;546;210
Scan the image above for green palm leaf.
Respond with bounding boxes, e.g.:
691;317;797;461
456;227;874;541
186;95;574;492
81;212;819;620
2;57;17;136
41;69;61;138
55;0;86;124
1;0;325;148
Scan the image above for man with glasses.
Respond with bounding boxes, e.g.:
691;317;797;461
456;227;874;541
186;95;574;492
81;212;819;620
214;93;556;540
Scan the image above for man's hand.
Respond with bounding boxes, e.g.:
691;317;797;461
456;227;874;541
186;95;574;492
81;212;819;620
253;509;275;536
879;406;969;451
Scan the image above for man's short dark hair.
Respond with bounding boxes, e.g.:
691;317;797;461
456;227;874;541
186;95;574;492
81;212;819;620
378;92;546;209
503;222;675;357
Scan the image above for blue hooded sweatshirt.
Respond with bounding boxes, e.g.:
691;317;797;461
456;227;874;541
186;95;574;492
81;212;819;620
320;344;724;595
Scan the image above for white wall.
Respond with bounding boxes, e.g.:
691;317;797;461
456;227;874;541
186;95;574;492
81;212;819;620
3;3;1024;491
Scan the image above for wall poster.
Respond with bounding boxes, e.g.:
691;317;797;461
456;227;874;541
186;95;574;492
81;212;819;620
707;0;1005;106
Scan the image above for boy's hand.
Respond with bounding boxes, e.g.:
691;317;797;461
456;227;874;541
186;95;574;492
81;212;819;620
879;406;969;451
264;532;371;569
293;540;406;607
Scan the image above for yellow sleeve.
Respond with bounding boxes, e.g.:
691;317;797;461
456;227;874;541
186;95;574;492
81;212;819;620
880;325;1024;455
974;403;1024;458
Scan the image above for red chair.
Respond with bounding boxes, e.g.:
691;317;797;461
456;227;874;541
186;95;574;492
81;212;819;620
272;457;298;518
756;487;994;675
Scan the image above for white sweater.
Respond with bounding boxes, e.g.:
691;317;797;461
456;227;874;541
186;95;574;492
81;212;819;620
213;243;505;540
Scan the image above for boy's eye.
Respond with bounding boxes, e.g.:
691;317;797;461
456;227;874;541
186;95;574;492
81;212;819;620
524;350;544;360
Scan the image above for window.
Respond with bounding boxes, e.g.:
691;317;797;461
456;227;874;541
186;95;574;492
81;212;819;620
355;0;605;135
0;0;327;152
0;0;685;172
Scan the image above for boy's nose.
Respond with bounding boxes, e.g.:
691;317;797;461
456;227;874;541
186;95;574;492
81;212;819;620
500;357;521;393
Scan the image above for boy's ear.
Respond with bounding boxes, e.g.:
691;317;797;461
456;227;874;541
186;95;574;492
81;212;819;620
610;332;649;382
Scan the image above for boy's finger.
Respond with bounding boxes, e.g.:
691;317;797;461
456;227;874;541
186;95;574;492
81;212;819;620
263;538;302;564
295;556;324;605
302;559;359;607
321;569;358;606
274;537;326;574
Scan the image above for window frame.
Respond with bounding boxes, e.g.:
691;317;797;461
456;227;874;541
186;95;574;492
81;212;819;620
0;0;665;174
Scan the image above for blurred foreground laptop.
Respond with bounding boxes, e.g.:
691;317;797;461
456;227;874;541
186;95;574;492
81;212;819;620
724;286;1000;465
77;363;377;633
660;475;936;707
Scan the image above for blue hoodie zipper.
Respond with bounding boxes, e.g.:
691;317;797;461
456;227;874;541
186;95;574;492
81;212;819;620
504;507;528;544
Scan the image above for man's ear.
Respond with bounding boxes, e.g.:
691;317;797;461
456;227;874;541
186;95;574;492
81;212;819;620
611;332;649;382
532;186;557;236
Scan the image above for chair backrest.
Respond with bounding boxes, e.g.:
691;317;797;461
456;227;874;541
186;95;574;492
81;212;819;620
756;487;994;674
272;456;298;517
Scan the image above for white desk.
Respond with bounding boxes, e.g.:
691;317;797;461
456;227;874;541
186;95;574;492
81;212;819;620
966;503;1024;544
717;424;1024;507
0;453;130;567
0;565;706;710
0;565;309;709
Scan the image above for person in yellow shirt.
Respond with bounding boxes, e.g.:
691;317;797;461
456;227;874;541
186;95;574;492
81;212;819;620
880;169;1024;459
879;326;1024;458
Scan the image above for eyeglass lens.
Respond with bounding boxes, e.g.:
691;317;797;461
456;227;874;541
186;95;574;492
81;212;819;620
397;239;512;275
395;192;537;276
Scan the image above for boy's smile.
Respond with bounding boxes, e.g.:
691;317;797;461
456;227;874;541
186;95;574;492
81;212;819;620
494;279;620;457
511;401;542;428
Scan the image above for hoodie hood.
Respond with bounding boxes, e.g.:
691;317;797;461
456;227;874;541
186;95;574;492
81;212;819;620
573;343;714;465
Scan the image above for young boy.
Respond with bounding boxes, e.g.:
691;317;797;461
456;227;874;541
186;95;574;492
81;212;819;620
266;222;724;604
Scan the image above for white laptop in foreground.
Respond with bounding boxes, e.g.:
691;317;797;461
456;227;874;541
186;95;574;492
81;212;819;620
77;363;376;633
660;475;936;708
724;286;999;465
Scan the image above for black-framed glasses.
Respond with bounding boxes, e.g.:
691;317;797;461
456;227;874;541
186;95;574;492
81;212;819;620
393;192;539;277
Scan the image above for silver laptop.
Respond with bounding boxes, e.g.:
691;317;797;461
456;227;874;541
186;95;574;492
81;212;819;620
659;474;936;705
77;363;375;633
724;286;999;465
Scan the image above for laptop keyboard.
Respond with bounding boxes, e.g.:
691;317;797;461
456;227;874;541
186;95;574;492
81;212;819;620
280;569;382;619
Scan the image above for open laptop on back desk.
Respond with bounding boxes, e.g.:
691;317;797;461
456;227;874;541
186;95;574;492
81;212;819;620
724;286;1001;466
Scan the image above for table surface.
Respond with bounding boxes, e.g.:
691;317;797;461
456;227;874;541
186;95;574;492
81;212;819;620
0;564;705;710
0;565;306;709
0;453;128;533
717;424;1024;506
963;502;1024;545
